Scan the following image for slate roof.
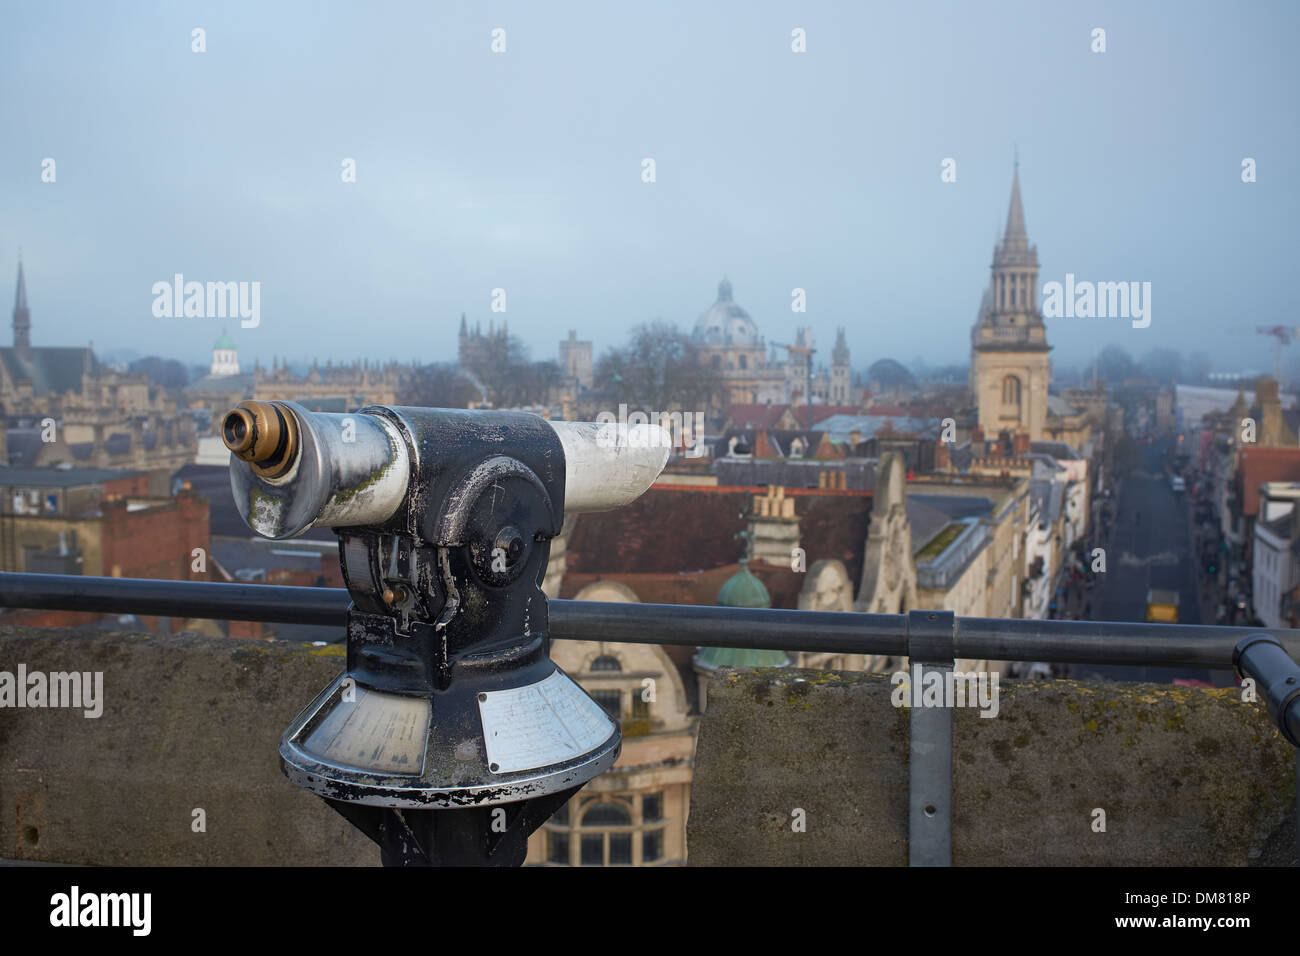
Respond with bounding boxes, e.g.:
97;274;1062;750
185;372;254;394
1025;480;1065;524
0;466;138;487
0;346;98;395
3;428;43;467
209;538;332;579
726;404;790;430
949;441;975;472
715;456;877;491
565;485;873;594
1028;478;1052;520
1046;482;1065;523
725;404;863;430
1046;395;1078;418
904;497;952;554
906;493;994;522
817;413;943;443
1030;440;1081;460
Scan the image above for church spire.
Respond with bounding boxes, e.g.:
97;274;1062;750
13;253;31;355
1004;165;1027;242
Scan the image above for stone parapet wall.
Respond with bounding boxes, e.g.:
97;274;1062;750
0;626;374;865
689;668;1297;866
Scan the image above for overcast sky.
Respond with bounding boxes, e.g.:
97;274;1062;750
2;0;1296;375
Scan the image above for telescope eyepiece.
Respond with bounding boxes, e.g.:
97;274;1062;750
221;401;299;478
223;408;254;452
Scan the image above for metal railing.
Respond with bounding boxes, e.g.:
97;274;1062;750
2;570;1298;866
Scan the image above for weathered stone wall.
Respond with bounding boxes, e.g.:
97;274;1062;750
689;669;1297;866
0;626;375;865
4;628;1295;866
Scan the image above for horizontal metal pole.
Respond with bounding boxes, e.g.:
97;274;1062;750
2;572;1298;669
0;572;346;626
553;597;906;656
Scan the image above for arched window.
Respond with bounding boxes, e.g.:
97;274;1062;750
543;792;670;866
581;802;631;826
591;655;621;672
579;801;634;865
1002;376;1022;407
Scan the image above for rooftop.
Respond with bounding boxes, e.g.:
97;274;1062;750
0;466;140;487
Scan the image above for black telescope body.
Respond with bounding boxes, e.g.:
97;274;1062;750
215;401;669;866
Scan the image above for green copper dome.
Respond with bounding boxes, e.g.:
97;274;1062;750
696;561;790;671
695;645;791;670
214;330;236;351
716;559;771;609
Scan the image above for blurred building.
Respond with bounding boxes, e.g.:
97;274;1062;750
558;329;593;392
186;332;409;420
0;466;212;627
1;258;196;480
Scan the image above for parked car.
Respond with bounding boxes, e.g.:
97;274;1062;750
1146;588;1180;623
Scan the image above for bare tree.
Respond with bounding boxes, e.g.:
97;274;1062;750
595;320;723;412
398;363;480;408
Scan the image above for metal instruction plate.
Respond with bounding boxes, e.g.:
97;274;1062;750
478;670;615;774
302;683;430;775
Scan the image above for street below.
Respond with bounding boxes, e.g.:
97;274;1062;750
1067;438;1236;686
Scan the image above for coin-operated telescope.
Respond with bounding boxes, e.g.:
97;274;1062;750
222;400;670;865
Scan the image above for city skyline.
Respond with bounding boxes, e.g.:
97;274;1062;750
2;1;1297;372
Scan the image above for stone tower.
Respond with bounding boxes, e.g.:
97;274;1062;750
970;165;1050;441
558;329;593;391
830;327;851;405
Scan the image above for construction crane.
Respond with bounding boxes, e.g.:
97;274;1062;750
1256;326;1300;385
775;328;816;430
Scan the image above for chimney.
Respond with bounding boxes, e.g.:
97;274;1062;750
1013;431;1031;456
935;439;950;471
972;424;985;444
749;485;800;564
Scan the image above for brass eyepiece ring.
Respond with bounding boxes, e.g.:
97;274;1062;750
221;400;300;479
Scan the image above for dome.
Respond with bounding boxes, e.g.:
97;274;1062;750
694;645;791;670
867;358;915;387
716;559;771;608
693;278;761;346
214;331;236;351
694;561;790;671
